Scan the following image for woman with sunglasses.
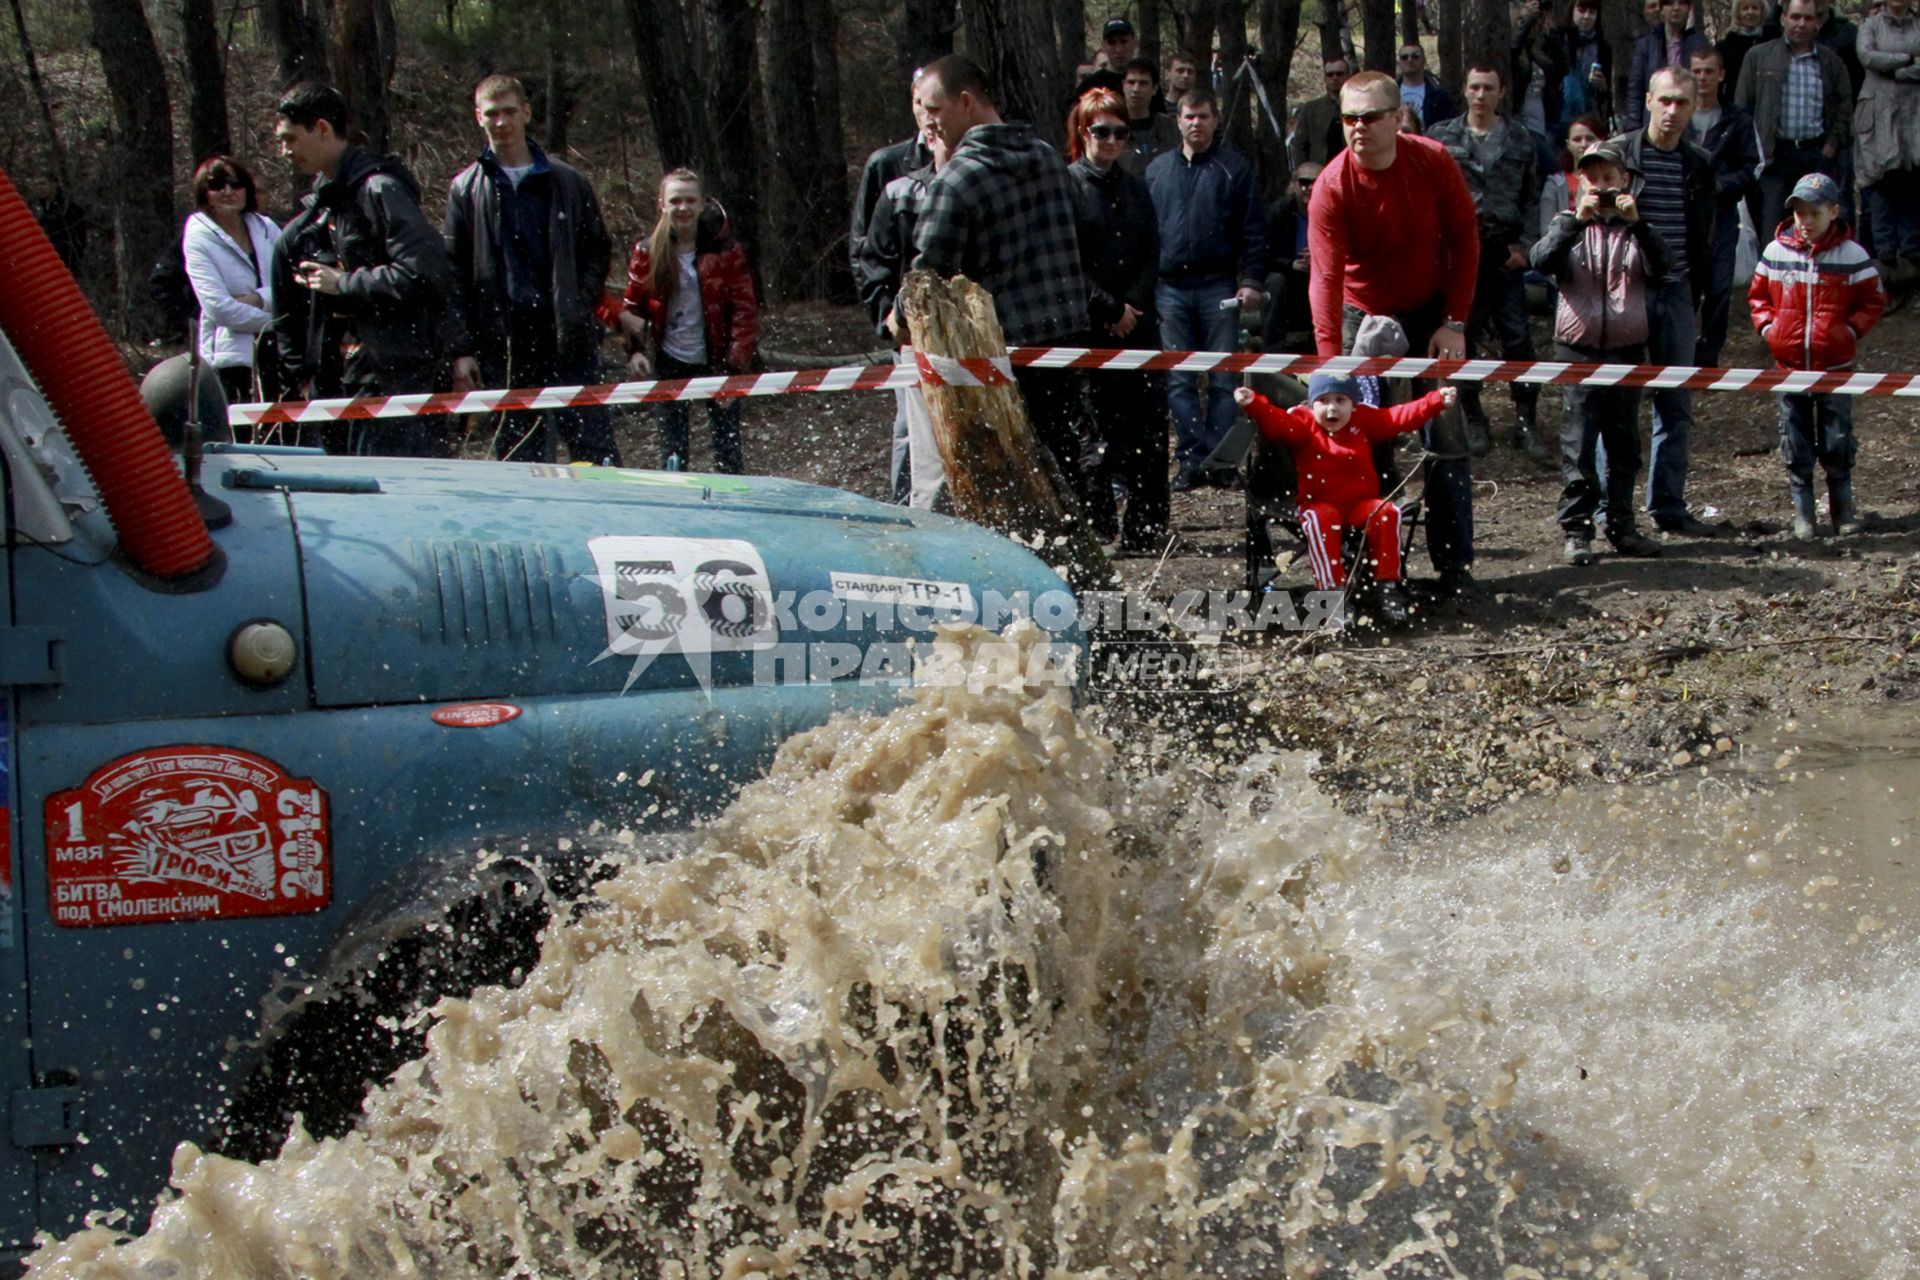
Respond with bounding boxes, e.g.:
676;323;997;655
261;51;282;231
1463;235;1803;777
1066;88;1169;554
181;155;283;408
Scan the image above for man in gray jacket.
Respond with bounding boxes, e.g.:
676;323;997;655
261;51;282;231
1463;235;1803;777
1734;0;1852;237
1429;63;1547;462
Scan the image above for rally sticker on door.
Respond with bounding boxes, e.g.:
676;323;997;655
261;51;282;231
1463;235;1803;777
44;747;330;928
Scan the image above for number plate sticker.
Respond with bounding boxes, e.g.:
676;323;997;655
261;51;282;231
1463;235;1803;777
588;536;777;658
44;747;330;928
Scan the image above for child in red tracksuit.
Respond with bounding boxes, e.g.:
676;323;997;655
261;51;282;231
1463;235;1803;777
1234;372;1457;625
1747;173;1887;539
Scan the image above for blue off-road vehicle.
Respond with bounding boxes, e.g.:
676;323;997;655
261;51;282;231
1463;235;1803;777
0;171;1072;1258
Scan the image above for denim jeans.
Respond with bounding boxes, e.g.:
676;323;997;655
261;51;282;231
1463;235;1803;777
654;353;744;474
1645;281;1697;526
1156;277;1241;468
1555;341;1646;538
1778;391;1854;492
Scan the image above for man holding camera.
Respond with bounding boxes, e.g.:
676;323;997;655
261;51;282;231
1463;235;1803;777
1609;65;1719;536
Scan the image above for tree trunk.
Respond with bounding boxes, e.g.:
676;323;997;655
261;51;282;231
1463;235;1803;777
177;0;231;163
543;0;576;151
702;0;759;270
624;0;718;174
1189;0;1218;79
9;0;71;192
1055;0;1085;82
1139;0;1162;65
262;0;328;87
331;0;396;150
1219;0;1253;157
1437;0;1463;98
1256;0;1301;199
1318;0;1342;62
1360;0;1396;69
764;0;853;300
1400;0;1419;46
897;271;1111;591
1606;0;1638;113
87;0;174;337
958;0;1063;142
1462;0;1509;83
901;0;957;71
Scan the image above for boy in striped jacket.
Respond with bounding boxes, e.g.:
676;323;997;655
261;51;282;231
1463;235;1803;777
1748;174;1887;539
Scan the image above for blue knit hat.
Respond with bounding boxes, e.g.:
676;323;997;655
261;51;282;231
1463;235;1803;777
1308;371;1363;404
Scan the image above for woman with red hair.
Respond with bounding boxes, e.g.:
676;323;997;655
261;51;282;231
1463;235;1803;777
1067;88;1167;552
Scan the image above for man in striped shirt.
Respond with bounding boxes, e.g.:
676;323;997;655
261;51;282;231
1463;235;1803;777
1610;66;1721;536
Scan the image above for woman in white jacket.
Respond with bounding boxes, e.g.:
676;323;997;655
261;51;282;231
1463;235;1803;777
180;155;282;407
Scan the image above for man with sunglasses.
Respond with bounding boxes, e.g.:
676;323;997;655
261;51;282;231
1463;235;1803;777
1289;56;1354;171
1307;70;1482;596
1396;44;1458;129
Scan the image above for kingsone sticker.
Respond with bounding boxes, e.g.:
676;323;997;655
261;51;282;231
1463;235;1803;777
431;702;523;728
829;571;976;614
44;747;330;928
588;537;776;691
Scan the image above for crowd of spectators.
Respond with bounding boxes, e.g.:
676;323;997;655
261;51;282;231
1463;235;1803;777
175;0;1914;609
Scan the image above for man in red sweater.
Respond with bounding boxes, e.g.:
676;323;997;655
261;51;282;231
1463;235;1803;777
1308;70;1483;596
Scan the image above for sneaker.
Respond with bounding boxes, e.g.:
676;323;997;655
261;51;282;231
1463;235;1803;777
1791;512;1819;540
1655;513;1722;538
1608;529;1663;558
1562;535;1595;566
1203;467;1245;491
1370;579;1413;627
1835;514;1865;537
1171;468;1200;493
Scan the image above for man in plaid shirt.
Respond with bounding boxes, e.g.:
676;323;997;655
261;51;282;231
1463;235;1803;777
913;55;1097;514
1735;0;1851;239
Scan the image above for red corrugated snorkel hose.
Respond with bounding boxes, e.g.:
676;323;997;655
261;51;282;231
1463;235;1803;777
0;163;214;580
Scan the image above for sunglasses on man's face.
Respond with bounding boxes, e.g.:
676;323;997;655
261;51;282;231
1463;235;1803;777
1400;51;1423;59
1087;124;1129;140
1340;108;1395;126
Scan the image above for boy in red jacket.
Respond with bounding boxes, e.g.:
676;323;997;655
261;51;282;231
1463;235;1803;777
1234;371;1457;626
1748;173;1887;538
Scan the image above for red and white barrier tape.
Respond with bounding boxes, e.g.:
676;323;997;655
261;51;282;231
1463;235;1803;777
228;347;1920;426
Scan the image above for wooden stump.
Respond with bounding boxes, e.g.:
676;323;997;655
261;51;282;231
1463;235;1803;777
897;270;1114;591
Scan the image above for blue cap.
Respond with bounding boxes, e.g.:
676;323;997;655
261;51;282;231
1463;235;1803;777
1787;173;1841;209
1308;371;1364;404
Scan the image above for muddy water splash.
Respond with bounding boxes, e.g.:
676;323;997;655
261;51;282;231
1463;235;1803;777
34;625;1669;1277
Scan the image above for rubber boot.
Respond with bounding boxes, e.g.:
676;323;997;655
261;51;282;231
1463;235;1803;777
1790;483;1819;540
1829;477;1862;535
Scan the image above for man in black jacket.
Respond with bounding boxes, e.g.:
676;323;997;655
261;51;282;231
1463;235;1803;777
851;78;933;502
1611;67;1720;536
444;74;619;464
271;82;464;456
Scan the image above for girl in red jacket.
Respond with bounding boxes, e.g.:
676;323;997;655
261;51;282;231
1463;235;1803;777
1748;173;1887;538
622;169;760;474
1234;372;1457;626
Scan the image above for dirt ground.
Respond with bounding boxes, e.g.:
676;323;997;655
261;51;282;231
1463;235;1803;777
605;298;1920;834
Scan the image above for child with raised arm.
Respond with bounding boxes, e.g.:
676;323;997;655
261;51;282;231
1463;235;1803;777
1233;371;1457;627
1748;173;1887;539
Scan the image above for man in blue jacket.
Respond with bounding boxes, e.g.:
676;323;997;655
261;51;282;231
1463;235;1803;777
1146;89;1267;489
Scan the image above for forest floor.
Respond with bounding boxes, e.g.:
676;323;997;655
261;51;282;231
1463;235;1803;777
596;299;1920;835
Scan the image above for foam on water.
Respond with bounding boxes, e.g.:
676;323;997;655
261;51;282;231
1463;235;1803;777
26;627;1915;1277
